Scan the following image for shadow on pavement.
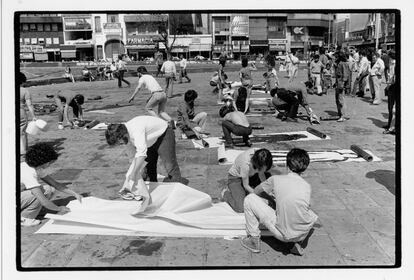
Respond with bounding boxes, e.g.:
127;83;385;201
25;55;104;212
324;110;338;116
261;228;315;255
367;117;387;129
38;138;66;153
366;169;395;195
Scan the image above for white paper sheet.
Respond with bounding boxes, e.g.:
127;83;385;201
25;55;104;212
36;183;247;237
91;123;108;130
87;110;115;115
231;130;331;142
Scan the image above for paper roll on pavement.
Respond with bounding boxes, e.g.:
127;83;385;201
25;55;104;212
306;127;327;139
217;145;227;164
350;145;373;162
85;119;100;129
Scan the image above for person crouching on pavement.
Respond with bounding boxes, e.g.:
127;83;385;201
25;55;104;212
53;90;84;129
270;82;319;124
20;142;83;226
241;148;318;256
222;148;274;213
105;115;187;214
176;90;208;138
219;99;252;148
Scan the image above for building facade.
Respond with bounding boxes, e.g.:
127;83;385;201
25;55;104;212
61;14;94;61
19;14;64;61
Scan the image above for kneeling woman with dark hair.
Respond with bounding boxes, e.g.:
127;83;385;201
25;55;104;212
221;148;274;213
105;115;187;214
53;90;84;129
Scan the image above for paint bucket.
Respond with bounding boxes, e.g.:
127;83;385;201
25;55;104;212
35;119;48;130
25;119;48;135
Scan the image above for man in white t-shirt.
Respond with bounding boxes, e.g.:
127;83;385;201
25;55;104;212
105;115;186;213
178;54;191;83
241;148;318;256
20;143;83;226
161;54;177;98
128;66;174;128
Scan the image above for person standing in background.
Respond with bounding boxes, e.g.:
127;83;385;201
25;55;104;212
369;51;385;105
155;49;164;77
178;54;191;83
116;54;131;88
19;72;36;157
161;54;177;98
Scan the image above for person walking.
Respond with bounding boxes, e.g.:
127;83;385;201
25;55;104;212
369;51;385;105
335;52;351;122
155;49;164;77
161;54;177;98
116;54;131;88
287;51;300;83
353;49;370;97
383;50;396;134
178;54;191;83
310;54;324;95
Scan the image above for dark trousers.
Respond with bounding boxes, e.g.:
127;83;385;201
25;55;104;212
224;172;272;213
145;127;182;183
118;70;130;87
156;64;163;77
58;98;79;122
386;84;396;128
277;91;300;118
222;121;252;144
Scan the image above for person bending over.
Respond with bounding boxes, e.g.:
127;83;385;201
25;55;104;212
129;66;174;128
20;143;82;226
241;148;318;256
222;148;273;213
219;105;252;148
270;82;319;123
53;90;84;129
105;116;186;213
177;90;208;138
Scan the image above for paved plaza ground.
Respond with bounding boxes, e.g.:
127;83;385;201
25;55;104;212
19;67;397;268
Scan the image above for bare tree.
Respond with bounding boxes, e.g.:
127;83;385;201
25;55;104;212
158;14;195;56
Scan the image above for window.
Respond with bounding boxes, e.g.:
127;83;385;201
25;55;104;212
52;24;58;31
24;38;30;44
37;24;43;31
30;24;36;31
31;38;37;44
95;16;101;32
46;38;52;45
53;37;59;44
22;24;29;31
38;38;45;45
44;24;51;31
107;14;119;23
20;38;23;44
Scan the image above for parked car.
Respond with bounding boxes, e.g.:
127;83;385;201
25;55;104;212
194;55;206;61
275;55;286;61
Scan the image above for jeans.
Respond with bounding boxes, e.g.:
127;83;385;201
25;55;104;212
179;68;191;83
21;185;55;219
165;75;174;97
145;126;183;183
145;91;168;117
191;112;208;131
335;84;347;117
288;66;298;83
311;73;322;94
222;121;252;144
118;70;130;87
386;83;396;128
369;75;383;102
353;73;369;96
224;173;272;213
276;91;300;118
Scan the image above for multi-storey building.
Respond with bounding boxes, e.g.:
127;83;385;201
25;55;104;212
19;13;64;61
61;14;94;61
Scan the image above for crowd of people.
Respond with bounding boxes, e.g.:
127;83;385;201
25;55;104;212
19;44;397;256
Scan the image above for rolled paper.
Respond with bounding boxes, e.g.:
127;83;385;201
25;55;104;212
320;116;340;121
251;126;264;130
85;119;100;129
217;145;226;163
202;139;209;148
350;145;373;162
306;127;327;139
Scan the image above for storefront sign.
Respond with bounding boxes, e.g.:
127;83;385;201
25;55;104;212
293;26;304;35
20;45;44;53
65;40;93;45
20;53;33;59
64;17;92;30
103;23;122;35
269;44;286;51
231;15;249;36
126;35;162;45
268;39;287;44
34;53;48;61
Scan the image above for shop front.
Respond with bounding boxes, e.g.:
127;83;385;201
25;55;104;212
268;39;287;55
126;34;163;61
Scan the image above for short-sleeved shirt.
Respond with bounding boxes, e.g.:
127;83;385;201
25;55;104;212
228;148;256;178
125;116;168;158
55;90;77;105
21;162;42;192
310;60;323;74
240;67;253;86
260;173;318;241
265;68;279;90
179;58;187;69
137;74;163;93
177;101;195;128
161;61;176;75
117;60;127;71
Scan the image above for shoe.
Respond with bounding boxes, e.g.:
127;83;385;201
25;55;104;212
372;101;382;105
224;142;234;149
187;80;191;83
21;217;41;227
290;242;304;256
241;236;261;253
337;117;345;122
119;189;135;200
58;124;64;130
383;129;396;135
244;140;252;147
284;117;298;123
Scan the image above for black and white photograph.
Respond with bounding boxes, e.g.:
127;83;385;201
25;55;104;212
1;0;411;279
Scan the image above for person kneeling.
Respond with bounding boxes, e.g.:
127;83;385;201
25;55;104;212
219;100;252;148
241;148;318;255
222;148;274;213
177;90;208;139
21;143;83;226
105;116;187;214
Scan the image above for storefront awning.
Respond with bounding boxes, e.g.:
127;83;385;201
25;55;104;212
75;44;93;49
189;44;212;52
124;14;168;23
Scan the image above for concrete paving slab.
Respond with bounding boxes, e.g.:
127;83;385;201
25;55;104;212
317;209;366;235
158;238;205;267
204;238;250;266
333;189;381;209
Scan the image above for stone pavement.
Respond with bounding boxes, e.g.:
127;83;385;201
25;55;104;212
19;68;397;268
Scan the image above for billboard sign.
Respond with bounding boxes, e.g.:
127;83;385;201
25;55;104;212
231;15;249;36
64;17;92;30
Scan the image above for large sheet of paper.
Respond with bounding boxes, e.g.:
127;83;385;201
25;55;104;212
36;183;247;237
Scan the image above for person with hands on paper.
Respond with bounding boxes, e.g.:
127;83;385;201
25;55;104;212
105;116;186;214
53;90;84;129
20;143;83;227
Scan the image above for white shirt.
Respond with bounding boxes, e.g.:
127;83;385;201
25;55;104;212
358;56;370;76
110;64;117;71
125;116;168;158
179;58;187;69
370;57;385;76
136;74;163;93
260;173;318;241
21;162;42;191
161;60;176;74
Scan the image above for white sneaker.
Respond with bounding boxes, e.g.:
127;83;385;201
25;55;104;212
58;124;64;130
21;217;41;227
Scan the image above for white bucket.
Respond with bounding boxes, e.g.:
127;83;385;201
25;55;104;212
35;119;47;130
25;119;48;135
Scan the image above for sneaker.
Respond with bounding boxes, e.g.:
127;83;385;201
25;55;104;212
241;236;261;253
337;117;345;122
244;140;252;147
290;242;304;256
224;142;234;149
21;217;41;227
119;189;135;200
